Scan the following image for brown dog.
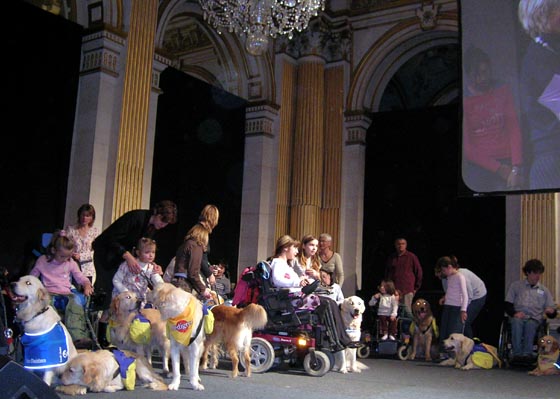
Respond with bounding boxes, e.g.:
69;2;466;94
529;335;560;376
409;298;437;361
201;303;267;378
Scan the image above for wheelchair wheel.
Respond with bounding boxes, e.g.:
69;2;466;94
357;345;371;359
319;349;336;370
397;344;411;361
498;318;511;366
241;337;275;373
303;350;330;377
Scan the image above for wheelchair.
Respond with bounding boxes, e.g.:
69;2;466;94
238;261;337;377
498;314;549;367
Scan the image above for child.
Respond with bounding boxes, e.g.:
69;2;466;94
505;259;556;361
211;261;231;299
316;268;344;305
369;279;399;340
112;238;164;305
437;256;468;355
30;231;94;343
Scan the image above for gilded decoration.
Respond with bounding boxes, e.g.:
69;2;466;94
162;19;213;55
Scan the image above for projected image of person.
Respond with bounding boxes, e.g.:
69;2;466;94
518;0;560;190
462;46;523;192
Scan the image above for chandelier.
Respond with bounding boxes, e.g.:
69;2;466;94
199;0;325;56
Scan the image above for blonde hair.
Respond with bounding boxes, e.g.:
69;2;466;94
136;237;157;254
519;0;560;38
198;204;219;232
185;223;210;249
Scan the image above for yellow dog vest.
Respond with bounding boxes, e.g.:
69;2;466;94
167;299;198;346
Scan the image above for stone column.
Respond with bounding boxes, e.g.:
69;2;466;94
238;103;280;273
289;56;326;240
112;0;158;219
340;114;370;294
65;30;127;227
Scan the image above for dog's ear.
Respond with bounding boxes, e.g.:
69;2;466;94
110;296;120;317
37;286;50;307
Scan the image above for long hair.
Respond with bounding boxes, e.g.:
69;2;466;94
273;235;297;258
184;222;210;249
198;204;219;232
297;235;321;271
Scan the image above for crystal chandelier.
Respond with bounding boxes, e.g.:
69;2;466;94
199;0;325;56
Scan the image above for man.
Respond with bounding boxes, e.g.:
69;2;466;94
385;238;423;318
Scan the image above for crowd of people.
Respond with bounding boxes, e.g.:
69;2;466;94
2;196;558;367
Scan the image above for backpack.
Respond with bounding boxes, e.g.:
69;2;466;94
232;261;270;307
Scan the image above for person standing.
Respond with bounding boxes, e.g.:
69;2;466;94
65;203;99;284
518;0;560;189
318;233;344;286
92;200;177;346
385;237;423;319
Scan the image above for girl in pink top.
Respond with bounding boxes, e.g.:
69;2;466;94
437;256;468;348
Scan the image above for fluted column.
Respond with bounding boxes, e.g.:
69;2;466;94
112;0;158;219
275;59;298;240
321;65;344;248
520;193;559;296
289;57;325;240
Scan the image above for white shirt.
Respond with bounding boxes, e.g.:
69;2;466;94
270;257;301;292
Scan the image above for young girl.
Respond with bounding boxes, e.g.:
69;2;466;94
270;235;307;292
293;235;321;282
30;231;94;343
437;256;468;349
112;238;164;304
369;279;399;340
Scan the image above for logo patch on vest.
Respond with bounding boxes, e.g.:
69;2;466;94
21;322;70;369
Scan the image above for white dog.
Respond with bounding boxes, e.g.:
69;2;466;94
337;296;367;373
147;283;205;390
442;333;500;370
9;275;78;386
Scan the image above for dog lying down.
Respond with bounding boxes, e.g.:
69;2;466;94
529;335;560;376
55;349;167;395
441;333;501;370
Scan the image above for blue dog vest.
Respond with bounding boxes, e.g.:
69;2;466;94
21;322;70;369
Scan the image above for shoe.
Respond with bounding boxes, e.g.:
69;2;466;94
389;335;396;341
381;334;388;340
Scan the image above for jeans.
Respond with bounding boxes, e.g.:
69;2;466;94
464;295;486;338
510;317;539;357
440;305;464;349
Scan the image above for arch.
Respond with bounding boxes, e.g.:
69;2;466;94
155;0;275;103
347;17;458;113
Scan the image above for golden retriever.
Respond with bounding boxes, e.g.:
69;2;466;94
9;275;78;386
147;282;205;390
56;349;167;394
529;335;560;376
108;291;170;375
201;303;268;378
442;333;499;370
338;296;366;373
409;298;437;361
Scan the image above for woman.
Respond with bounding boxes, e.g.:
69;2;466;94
293;235;321;282
65;204;99;284
172;204;219;300
270;235;307;292
318;233;344;286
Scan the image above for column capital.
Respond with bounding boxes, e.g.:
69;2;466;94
80;29;126;76
344;113;371;145
245;102;280;138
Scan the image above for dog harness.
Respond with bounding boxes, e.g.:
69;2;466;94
466;343;501;369
409;318;439;338
21;321;70;369
111;349;137;390
167;299;203;346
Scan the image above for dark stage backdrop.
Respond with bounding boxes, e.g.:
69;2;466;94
151;67;246;277
361;104;506;345
2;2;82;277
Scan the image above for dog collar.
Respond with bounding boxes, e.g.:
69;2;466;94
16;306;50;324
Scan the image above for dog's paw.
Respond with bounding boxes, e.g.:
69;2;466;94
408;354;416;360
168;378;181;391
56;385;88;396
438;358;455;367
338;368;349;374
350;368;361;373
191;382;205;391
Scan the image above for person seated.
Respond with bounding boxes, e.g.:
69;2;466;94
29;231;94;347
369;279;399;341
316;268;344;305
211;261;231;299
270;235;357;351
505;259;557;361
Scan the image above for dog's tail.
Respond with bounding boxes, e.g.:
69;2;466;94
240;303;268;331
133;354;168;391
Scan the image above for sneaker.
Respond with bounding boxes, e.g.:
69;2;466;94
381;334;388;340
389;335;396;341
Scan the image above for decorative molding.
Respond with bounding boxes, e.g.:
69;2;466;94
245;103;279;138
416;2;440;30
344;114;372;145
